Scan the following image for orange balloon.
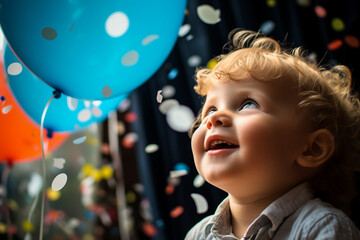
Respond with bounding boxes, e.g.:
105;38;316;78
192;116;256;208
0;60;68;165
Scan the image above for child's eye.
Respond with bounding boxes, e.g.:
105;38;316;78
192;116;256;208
204;107;217;117
240;99;259;110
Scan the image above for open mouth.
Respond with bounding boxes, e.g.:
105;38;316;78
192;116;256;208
206;139;239;151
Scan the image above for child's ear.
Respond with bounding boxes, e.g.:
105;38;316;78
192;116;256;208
297;129;335;168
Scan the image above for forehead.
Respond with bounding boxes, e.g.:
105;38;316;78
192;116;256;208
203;76;300;108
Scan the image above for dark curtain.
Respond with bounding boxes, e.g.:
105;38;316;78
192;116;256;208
118;1;360;240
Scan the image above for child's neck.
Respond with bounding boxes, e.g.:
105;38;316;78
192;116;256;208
228;193;280;238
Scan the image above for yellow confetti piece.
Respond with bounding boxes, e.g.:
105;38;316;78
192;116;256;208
86;135;99;146
91;169;102;182
0;222;7;234
22;220;34;232
331;18;345;32
206;58;218;69
8;199;18;211
47;188;61;201
126;191;137;203
267;0;276;7
82;234;95;240
82;164;94;176
100;165;114;180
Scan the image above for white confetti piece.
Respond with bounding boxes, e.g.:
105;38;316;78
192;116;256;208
24;233;31;240
92;107;103;117
162;85;176;98
193;174;205;188
260;20;275;35
142;34;159;45
188;55;202;67
78;109;91;122
197;5;221;25
159;99;180;114
7;62;22;75
2;105;12;114
156;90;163;103
170;169;188;178
191;193;209;214
178;24;191;37
105;11;129;37
73;136;87;144
118;98;131;112
186;34;194;41
122;50;139;66
53;158;66;169
51;173;68;191
92;100;102;107
28;173;43;197
67;97;78;111
166;105;195;132
145;144;159;153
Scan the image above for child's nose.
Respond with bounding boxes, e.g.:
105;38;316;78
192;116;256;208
206;111;231;129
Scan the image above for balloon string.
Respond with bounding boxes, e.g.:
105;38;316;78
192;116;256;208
38;90;60;240
108;111;130;240
1;164;13;240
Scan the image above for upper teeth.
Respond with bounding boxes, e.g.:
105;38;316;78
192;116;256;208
210;140;231;148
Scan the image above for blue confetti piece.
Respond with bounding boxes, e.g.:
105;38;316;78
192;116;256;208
73;136;87;144
167;68;178;80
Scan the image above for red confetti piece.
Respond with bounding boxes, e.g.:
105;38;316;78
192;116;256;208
344;35;360;48
314;5;326;18
170;206;184;218
165;184;175;195
328;39;343;50
124;112;138;123
101;143;110;154
142;222;157;237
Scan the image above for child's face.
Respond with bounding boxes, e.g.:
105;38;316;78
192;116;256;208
191;75;311;202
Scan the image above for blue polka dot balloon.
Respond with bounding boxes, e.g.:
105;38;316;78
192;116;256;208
0;0;186;100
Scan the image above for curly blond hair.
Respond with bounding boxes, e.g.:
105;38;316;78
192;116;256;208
190;29;360;215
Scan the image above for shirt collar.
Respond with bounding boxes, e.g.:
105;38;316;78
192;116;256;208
205;182;315;239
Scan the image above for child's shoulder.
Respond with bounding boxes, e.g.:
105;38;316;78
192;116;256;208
282;198;360;239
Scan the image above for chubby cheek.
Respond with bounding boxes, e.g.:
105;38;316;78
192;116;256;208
191;128;206;175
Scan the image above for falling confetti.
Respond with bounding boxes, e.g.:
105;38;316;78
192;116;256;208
78;109;92;122
170;206;184;218
186;34;194;41
188;55;202;67
2;105;12;114
162;85;176;98
102;85;113;98
67;97;78;111
296;0;311;7
28;173;43;197
100;165;114;180
314;5;327;18
165;184;175;195
167;68;178;79
126;191;137;203
207;59;218;69
175;162;190;172
260;20;275;35
51;173;68;191
47;188;61;201
92;106;103;117
159;99;180;114
105;12;129;37
122;50;139;66
197;5;221;24
166;105;195;132
124;112;138;123
266;0;276;7
142;35;159;45
118;98;131;112
145;144;159;153
191;193;209;214
41;27;57;40
0;223;6;234
178;24;191;37
344;35;360;48
156;90;163;103
122;132;139;148
7;62;22;75
73;136;87;144
331;18;345;32
193;174;205;188
142;222;157;237
53;157;66;169
170;169;188;178
328;39;343;50
22;220;34;232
